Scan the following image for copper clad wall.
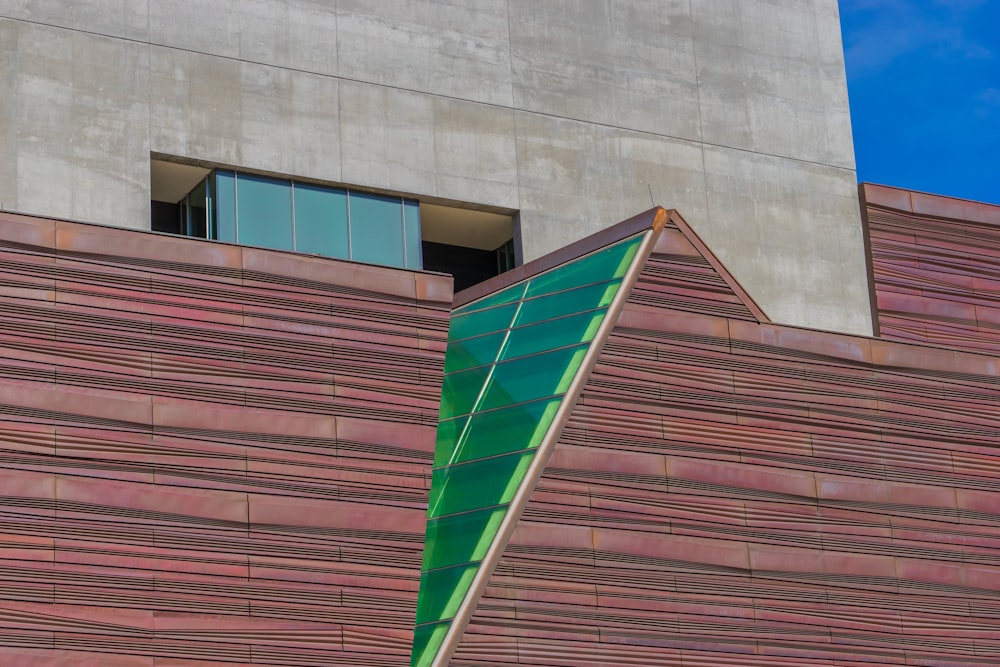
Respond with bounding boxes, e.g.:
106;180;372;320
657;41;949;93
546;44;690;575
863;182;1000;352
0;212;451;666
451;213;1000;666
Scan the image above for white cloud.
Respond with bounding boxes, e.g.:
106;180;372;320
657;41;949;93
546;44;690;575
841;0;993;76
981;88;1000;105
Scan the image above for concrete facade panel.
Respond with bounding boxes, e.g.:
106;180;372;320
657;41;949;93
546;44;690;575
339;80;518;208
0;0;149;42
239;60;341;179
148;0;240;60
513;111;708;261
237;0;339;76
0;23;16;211
431;96;519;209
5;20;150;228
150;47;342;183
507;0;702;140
701;145;871;335
336;0;513;107
337;80;437;199
692;0;855;169
0;2;868;334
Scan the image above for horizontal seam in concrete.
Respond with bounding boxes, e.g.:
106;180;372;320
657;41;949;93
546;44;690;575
0;15;858;175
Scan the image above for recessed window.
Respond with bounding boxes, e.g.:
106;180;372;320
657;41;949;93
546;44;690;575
151;157;518;284
173;169;422;270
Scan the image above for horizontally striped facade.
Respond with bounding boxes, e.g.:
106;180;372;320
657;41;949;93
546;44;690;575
863;182;1000;351
1;192;999;667
449;206;1000;666
0;211;451;666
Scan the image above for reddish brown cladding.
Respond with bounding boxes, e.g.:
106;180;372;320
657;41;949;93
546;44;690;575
0;211;451;666
452;213;1000;666
863;182;1000;352
630;214;768;323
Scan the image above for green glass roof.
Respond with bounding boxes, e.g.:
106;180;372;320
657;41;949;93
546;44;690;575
410;233;646;667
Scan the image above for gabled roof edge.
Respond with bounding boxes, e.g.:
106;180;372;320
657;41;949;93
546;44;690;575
665;210;770;323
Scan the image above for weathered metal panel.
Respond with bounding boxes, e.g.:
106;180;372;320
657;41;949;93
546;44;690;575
863;183;1000;353
452;203;1000;666
0;211;451;666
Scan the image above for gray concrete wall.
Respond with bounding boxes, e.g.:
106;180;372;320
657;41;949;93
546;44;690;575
0;1;871;335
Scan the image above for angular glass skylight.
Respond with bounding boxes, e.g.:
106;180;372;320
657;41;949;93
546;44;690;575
411;233;646;667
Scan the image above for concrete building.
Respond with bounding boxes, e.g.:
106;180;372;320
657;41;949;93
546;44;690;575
3;3;997;667
0;0;870;334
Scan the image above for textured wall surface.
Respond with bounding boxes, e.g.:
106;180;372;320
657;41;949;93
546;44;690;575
0;1;872;335
863;183;1000;353
0;211;450;666
451;213;1000;666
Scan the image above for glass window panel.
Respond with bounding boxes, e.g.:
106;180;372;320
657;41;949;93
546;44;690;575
523;235;642;298
436;397;563;467
439;363;492;420
214;171;236;243
186;177;208;238
422;506;507;571
404;198;422;270
455;282;526;316
500;310;607;362
477;344;589;413
411;621;450;667
445;331;506;374
415;563;479;625
515;279;621;327
448;302;519;342
434;415;468;470
349;191;405;268
205;174;216;239
236;173;293;251
428;451;533;518
292;183;349;259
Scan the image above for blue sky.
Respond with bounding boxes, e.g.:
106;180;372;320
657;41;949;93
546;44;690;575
839;0;999;204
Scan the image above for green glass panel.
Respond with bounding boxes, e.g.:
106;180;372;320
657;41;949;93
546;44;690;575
412;231;647;667
454;282;526;316
415;563;479;625
292;183;349;259
404;199;422;270
477;344;588;412
236;173;294;251
428;451;533;518
436;397;562;467
439;363;492;420
448;302;518;342
349;191;405;268
422;506;507;570
444;331;507;374
500;310;607;362
515;279;621;327
440;344;585;420
523;235;642;298
411;621;450;667
433;415;468;469
214;171;236;243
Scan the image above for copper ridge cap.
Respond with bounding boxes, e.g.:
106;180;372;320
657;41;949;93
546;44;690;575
666;209;770;323
861;182;1000;227
453;207;668;309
